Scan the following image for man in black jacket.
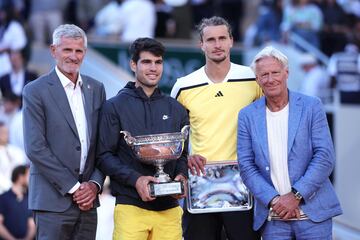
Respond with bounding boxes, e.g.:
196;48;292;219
97;37;189;240
0;49;37;99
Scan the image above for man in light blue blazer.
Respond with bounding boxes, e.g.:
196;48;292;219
237;46;342;239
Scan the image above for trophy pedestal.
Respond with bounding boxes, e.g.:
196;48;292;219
149;181;184;197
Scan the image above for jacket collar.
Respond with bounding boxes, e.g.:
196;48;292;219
254;90;303;159
122;81;163;100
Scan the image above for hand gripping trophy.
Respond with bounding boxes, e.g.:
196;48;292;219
121;125;190;197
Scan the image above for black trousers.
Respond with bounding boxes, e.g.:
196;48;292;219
182;206;260;240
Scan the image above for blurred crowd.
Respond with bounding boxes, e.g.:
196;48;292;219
246;0;360;56
1;0;360;238
2;0;360;50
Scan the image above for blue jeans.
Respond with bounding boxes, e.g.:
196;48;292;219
262;218;332;240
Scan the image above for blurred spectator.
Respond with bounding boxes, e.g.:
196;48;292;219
0;94;21;126
255;0;283;46
350;17;360;48
94;0;156;42
0;49;37;99
281;0;323;49
76;0;105;32
0;165;35;240
170;0;193;39
0;0;27;77
94;0;123;37
117;0;156;42
328;43;360;104
63;0;78;25
7;0;26;20
8;109;25;156
64;0;106;32
337;0;360;18
319;0;349;56
190;0;214;27
154;0;175;38
217;0;243;41
95;177;115;240
0;122;26;194
28;0;65;46
299;53;330;101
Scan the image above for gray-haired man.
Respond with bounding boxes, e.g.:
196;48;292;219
23;24;106;239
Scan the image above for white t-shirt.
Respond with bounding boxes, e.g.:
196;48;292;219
267;104;291;195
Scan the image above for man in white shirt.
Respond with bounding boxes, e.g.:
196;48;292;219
0;1;27;77
0;122;26;194
299;53;330;101
327;43;360;103
22;24;106;239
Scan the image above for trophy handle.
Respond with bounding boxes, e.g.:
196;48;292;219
181;125;190;138
120;131;135;146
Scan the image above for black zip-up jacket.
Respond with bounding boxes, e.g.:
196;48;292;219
97;82;189;211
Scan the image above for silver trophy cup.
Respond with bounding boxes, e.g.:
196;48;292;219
121;125;189;197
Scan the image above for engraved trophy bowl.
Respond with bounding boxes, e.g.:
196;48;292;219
120;125;190;196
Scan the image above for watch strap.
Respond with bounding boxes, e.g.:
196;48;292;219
291;187;303;200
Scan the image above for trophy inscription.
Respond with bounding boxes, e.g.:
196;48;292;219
121;125;189;197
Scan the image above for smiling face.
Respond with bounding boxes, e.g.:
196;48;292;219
50;36;86;83
131;51;163;95
255;56;288;99
200;25;233;64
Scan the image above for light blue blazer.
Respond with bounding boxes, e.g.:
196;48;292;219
237;90;342;231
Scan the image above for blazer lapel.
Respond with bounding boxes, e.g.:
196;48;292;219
255;97;270;161
81;77;93;139
47;70;79;139
288;91;303;154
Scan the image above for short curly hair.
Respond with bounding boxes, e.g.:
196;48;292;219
129;38;165;63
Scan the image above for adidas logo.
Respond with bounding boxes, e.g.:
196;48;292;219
215;91;224;97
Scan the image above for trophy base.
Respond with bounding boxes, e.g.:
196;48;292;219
149;181;184;197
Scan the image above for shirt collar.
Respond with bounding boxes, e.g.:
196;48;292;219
55;66;83;89
11;69;25;77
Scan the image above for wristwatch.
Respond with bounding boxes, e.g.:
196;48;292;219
291;187;303;201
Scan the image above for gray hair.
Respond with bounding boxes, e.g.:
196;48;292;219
52;24;87;48
196;16;232;41
250;46;288;73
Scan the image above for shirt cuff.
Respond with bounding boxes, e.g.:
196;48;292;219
89;180;102;193
68;182;81;194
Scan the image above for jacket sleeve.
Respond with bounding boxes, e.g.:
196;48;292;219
292;99;335;201
96;101;142;187
23;83;78;196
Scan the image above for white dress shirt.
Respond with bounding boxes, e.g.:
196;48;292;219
10;69;25;96
55;67;89;193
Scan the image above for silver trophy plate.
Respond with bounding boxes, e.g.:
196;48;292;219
187;161;252;213
121;125;189;197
